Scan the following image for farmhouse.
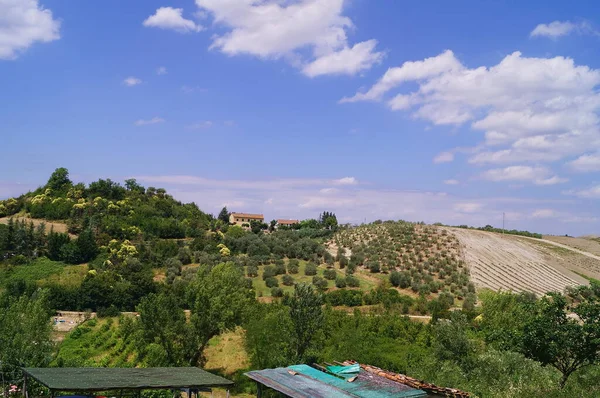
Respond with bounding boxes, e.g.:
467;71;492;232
229;212;264;226
276;219;299;228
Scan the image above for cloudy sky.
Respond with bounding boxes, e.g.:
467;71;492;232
1;0;600;235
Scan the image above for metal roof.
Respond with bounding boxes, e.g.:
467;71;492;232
22;367;233;391
245;365;426;398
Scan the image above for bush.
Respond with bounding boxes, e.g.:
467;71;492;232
368;261;381;273
265;276;279;288
345;275;360;288
282;274;295;286
275;262;287;275
312;276;328;291
335;277;347;288
247;265;259;278
263;265;277;280
287;261;299;274
323;269;337;280
325;289;363;306
271;287;284;297
304;262;318;276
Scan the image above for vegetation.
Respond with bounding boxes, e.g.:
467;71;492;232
3;169;600;398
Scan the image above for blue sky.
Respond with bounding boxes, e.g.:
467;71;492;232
1;0;600;235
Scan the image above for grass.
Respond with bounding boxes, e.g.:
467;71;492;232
0;257;71;287
573;271;600;285
204;328;249;375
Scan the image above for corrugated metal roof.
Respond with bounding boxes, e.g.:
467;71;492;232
23;367;233;391
245;365;426;398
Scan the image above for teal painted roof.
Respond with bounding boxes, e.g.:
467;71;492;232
245;364;426;398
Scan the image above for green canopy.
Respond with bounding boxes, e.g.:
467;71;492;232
22;368;233;392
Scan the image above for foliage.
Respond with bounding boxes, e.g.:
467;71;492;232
283;284;324;362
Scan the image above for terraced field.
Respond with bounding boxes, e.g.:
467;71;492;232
447;228;589;295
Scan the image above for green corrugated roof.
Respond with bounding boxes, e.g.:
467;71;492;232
22;368;233;391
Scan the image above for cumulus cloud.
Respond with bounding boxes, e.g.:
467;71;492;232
568;153;600;172
444;179;459;185
332;177;358;186
123;77;142;86
530;20;596;39
531;209;556;219
343;50;600;193
0;0;61;60
433;151;454;164
143;7;202;33
481;166;567;185
156;66;167;75
195;0;383;77
134;117;165;126
564;185;600;199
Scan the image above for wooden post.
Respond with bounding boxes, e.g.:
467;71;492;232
23;374;28;398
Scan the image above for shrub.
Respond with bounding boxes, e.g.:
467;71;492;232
282;274;295;286
323;269;337;280
263;265;277;280
335;277;347;288
287;261;299;274
304;262;318;276
368;261;381;273
275;262;287;275
247;265;259;277
339;255;348;268
265;277;279;288
271;287;284;297
345;275;360;288
325;289;363;306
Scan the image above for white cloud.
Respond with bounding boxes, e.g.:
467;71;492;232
302;40;384;77
332;177;358;186
186;121;213;129
454;202;483;213
143;7;202;33
433;151;454;164
444;179;459;185
564;185;600;199
481;166;567;185
530;20;596;39
134;117;165;126
344;50;600;176
124;77;142;86
195;0;382;76
568;153;600;172
0;0;60;60
531;209;556;219
156;66;167;75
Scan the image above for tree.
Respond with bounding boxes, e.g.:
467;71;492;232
283;283;324;362
0;291;54;376
136;292;187;365
244;304;294;369
46;167;72;192
185;262;255;365
218;207;230;224
319;211;338;230
522;293;600;388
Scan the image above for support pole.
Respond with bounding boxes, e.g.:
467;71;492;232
23;374;28;398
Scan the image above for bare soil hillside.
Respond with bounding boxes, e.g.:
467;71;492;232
543;235;600;257
446;228;591;295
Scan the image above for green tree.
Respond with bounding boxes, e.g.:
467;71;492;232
0;291;54;376
46;167;72;192
218;207;230;224
284;283;324;362
522;293;600;387
136;292;187;365
245;304;294;368
185;262;255;365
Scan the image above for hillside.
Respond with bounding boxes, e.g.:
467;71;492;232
447;228;591;295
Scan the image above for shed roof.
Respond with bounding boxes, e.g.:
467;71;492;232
245;365;426;398
22;367;233;391
277;219;299;224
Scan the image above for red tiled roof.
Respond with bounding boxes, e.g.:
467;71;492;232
277;219;299;225
231;213;264;219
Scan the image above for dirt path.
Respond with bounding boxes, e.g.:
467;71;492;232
533;236;600;261
445;228;588;296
